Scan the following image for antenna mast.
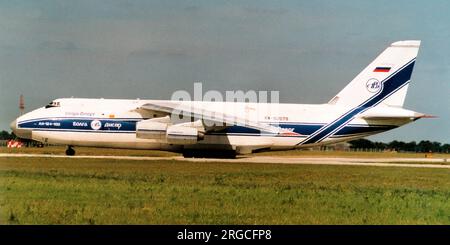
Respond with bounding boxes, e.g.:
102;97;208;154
19;94;25;115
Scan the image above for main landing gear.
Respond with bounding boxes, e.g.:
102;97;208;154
65;146;75;156
182;150;237;159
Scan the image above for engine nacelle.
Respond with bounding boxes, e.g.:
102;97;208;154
136;121;167;140
166;126;199;145
136;119;203;145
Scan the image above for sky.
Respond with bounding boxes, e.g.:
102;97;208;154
0;0;449;143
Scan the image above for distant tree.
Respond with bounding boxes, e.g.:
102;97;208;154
0;130;14;140
404;141;417;152
349;139;375;149
373;141;387;150
441;144;450;153
432;141;442;152
417;140;434;152
388;140;406;151
348;138;449;153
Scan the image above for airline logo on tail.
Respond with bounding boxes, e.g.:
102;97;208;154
366;78;382;93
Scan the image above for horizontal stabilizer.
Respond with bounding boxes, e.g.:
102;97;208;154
359;108;436;120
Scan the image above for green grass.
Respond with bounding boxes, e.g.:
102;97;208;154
1;157;450;224
0;146;179;157
2;145;449;159
253;149;450;159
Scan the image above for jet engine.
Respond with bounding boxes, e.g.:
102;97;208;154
136;120;167;140
136;119;204;145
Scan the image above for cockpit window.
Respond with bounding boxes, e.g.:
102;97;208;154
45;101;61;108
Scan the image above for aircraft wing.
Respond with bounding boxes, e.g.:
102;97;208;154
139;101;297;135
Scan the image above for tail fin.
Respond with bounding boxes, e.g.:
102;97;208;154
328;40;421;108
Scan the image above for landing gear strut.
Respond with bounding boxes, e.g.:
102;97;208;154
65;146;75;156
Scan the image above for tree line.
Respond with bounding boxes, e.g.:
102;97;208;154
349;138;450;153
0;130;15;140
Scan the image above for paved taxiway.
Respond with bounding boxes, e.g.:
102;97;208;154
0;153;449;169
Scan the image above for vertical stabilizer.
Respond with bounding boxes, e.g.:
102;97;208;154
329;40;421;108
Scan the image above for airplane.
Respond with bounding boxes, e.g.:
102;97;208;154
10;40;430;157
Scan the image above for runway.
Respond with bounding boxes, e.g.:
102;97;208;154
1;153;449;169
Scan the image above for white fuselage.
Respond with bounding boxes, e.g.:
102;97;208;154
12;98;417;154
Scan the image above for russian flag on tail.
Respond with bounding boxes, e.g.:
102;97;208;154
373;66;391;72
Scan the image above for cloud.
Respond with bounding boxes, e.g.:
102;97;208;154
243;7;288;16
37;40;78;51
128;48;190;59
184;6;200;12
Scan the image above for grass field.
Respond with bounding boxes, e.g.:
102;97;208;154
0;146;179;157
1;145;449;159
253;149;450;159
1;156;450;224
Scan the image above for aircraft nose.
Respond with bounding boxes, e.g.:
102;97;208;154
10;119;32;139
10;119;17;132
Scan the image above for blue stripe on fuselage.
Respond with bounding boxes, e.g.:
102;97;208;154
18;118;137;131
218;124;395;136
18;118;395;137
218;124;322;135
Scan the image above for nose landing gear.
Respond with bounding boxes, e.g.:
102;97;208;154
65;146;75;156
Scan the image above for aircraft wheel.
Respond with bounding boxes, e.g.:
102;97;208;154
65;146;75;156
